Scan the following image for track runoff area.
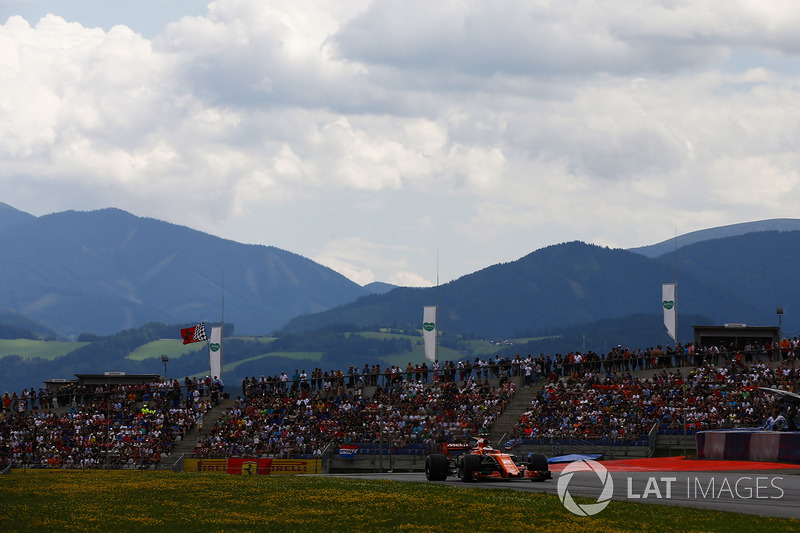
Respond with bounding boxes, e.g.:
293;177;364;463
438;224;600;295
344;456;800;520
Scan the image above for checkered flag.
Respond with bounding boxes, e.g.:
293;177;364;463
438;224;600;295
194;322;208;342
181;322;208;345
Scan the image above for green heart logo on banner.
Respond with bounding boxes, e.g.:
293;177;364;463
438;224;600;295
423;322;436;332
210;343;221;352
662;300;674;310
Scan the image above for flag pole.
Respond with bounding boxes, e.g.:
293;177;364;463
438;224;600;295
221;274;225;380
675;228;687;457
204;322;212;381
674;227;678;347
435;249;439;364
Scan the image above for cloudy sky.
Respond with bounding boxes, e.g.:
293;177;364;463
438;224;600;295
2;1;800;287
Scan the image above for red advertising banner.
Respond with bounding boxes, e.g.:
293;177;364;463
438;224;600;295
183;458;321;475
195;458;227;473
269;459;320;474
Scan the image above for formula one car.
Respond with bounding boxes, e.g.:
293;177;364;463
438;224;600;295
425;437;551;482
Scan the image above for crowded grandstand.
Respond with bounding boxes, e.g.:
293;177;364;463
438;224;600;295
1;338;799;470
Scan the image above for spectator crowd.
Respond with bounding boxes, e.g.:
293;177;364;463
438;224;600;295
1;336;798;469
509;359;800;445
0;379;214;469
193;377;514;459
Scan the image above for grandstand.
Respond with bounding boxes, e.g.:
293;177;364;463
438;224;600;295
1;342;798;473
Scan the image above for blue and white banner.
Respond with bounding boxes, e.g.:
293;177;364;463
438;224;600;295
339;445;359;458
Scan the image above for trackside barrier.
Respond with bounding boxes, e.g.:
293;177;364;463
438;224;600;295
697;430;800;463
510;435;651;461
328;453;422;473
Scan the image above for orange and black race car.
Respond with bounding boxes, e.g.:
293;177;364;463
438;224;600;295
425;437;551;482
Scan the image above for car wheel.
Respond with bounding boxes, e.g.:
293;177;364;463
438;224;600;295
528;453;549;481
461;454;481;482
425;454;448;481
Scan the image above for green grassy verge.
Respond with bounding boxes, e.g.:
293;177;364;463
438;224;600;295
356;331;421;341
0;471;795;532
0;332;537;367
460;339;506;357
224;351;324;371
510;336;561;344
183;351;323;380
126;339;207;361
0;339;88;360
230;336;277;344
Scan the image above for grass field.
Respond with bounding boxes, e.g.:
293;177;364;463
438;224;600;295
224;351;325;371
352;331;517;367
0;471;796;532
357;331;421;341
378;335;508;368
0;332;529;367
126;339;207;361
0;339;88;360
182;351;323;380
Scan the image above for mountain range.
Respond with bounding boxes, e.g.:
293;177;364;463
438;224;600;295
283;233;798;340
1;202;798;343
0;203;369;337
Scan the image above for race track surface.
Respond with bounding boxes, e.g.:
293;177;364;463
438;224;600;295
328;456;800;520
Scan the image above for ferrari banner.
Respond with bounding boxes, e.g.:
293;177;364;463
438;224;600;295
226;458;271;475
